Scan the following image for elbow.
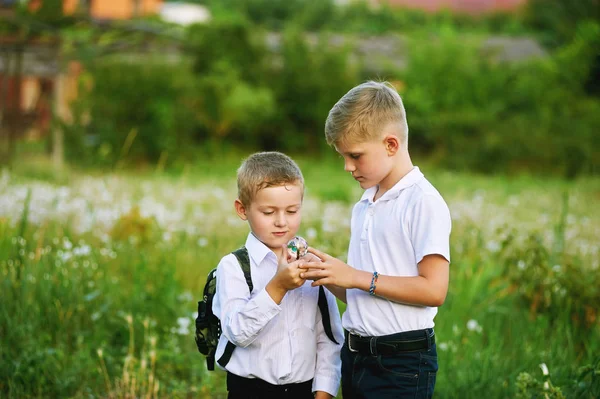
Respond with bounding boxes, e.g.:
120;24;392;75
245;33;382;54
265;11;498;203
221;322;254;348
431;297;445;307
429;292;447;307
224;331;253;348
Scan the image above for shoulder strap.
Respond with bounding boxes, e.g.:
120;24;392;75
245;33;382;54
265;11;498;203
217;246;253;369
318;286;339;344
231;246;253;292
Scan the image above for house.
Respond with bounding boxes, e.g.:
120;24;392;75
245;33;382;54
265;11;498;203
0;0;165;163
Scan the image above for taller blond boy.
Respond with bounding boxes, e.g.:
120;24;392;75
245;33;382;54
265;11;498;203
301;81;452;399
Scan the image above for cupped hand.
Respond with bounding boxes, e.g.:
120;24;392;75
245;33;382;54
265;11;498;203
273;245;306;291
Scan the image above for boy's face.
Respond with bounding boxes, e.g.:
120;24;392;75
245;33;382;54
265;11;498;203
235;183;303;253
335;136;396;190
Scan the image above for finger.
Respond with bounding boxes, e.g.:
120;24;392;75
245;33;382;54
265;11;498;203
300;269;324;280
307;247;331;261
298;262;321;269
280;244;289;265
311;279;327;287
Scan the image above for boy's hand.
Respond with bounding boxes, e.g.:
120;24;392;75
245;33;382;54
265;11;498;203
300;252;323;263
299;247;357;288
314;391;333;399
266;245;306;304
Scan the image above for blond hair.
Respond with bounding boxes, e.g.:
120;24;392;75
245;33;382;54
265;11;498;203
325;80;409;147
237;151;304;206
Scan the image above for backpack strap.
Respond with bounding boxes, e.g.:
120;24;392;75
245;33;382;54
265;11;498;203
318;286;339;344
232;247;253;292
217;247;252;368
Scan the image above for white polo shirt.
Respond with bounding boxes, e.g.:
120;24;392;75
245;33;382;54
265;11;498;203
343;166;451;337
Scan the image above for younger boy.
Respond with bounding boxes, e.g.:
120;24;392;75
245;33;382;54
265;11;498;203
300;81;451;399
213;151;344;399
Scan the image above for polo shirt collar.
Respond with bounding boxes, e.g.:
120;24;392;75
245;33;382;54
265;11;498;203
359;166;424;203
245;232;276;266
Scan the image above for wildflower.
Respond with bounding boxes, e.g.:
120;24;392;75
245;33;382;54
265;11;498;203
486;240;500;253
466;319;483;333
176;317;191;335
306;227;317;240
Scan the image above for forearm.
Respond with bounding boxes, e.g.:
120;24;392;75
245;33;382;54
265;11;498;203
352;271;446;307
265;280;288;304
324;284;347;303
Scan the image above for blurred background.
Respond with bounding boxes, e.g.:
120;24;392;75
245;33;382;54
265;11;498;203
0;1;599;398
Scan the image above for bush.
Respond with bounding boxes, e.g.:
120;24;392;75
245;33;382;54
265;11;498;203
398;24;600;176
65;59;198;167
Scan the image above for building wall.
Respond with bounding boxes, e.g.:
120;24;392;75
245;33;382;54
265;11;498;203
91;0;161;19
62;0;162;19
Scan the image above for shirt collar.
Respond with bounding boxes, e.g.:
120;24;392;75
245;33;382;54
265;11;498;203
245;232;276;266
359;166;424;203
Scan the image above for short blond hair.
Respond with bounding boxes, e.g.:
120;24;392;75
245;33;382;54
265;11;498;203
325;80;409;147
237;151;304;206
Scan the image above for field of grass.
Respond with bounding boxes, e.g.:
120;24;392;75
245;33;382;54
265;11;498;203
1;154;599;398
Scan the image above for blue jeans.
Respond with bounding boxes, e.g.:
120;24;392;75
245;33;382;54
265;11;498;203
341;331;438;399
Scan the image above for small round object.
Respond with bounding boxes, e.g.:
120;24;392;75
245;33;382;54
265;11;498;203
287;236;308;260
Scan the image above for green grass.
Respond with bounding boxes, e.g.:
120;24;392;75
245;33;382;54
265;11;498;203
1;155;599;398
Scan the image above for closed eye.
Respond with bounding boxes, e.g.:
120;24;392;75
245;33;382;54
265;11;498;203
350;154;361;160
263;211;274;215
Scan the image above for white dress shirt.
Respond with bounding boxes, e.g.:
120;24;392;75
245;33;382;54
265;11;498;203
343;166;452;336
213;233;344;396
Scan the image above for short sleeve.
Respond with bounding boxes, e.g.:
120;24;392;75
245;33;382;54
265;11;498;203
410;194;451;265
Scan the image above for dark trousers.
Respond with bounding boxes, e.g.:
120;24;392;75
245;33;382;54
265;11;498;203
226;372;314;399
341;328;438;399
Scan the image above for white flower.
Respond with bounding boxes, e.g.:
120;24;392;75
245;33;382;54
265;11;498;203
486;240;500;253
552;264;561;272
466;319;483;333
176;317;191;335
177;291;193;302
73;245;91;257
306;227;317;240
539;363;549;376
197;237;208;247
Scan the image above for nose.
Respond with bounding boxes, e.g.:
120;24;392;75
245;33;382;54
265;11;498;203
344;159;355;173
274;211;287;227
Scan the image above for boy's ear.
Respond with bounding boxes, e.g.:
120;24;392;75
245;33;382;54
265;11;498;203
234;199;248;221
383;135;400;156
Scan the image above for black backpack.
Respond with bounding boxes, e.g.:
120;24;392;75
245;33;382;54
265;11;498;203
195;246;339;371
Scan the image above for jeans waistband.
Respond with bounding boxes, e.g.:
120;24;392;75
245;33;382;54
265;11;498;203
345;328;435;356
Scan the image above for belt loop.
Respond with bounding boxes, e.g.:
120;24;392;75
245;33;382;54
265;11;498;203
369;336;378;356
427;328;433;348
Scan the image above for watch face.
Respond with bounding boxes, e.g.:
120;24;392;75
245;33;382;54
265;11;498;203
287;236;308;260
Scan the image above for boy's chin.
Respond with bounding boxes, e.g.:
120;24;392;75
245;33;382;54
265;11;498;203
358;180;376;189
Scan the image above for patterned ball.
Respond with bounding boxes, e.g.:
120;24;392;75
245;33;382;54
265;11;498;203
287;236;308;260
